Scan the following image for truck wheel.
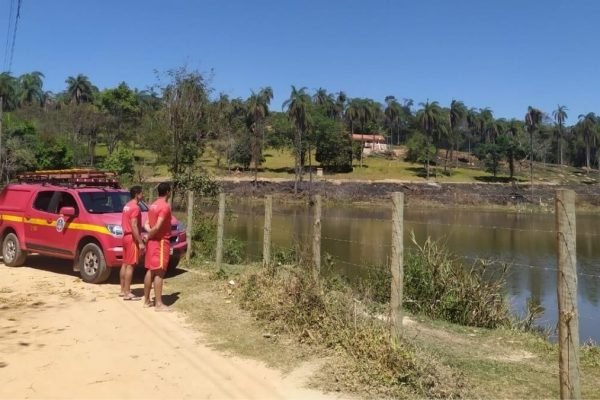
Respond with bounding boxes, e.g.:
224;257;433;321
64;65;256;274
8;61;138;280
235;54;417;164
2;233;26;267
79;243;111;283
166;256;180;277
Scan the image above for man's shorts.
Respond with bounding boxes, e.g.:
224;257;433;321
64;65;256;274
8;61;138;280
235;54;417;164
122;235;140;266
145;239;170;270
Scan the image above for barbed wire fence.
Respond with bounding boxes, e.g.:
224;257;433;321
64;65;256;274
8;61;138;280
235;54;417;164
182;188;594;398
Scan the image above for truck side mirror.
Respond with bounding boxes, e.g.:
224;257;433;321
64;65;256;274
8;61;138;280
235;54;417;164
60;207;77;217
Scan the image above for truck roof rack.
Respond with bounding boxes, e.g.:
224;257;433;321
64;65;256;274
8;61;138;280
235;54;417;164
17;169;121;188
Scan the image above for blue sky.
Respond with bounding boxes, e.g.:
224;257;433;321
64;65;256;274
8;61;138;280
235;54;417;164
1;0;598;123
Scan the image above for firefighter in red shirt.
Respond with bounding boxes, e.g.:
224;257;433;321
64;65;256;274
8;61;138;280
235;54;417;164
120;186;145;300
143;182;172;311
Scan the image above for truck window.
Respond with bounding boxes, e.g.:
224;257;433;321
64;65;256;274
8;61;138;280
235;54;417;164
79;192;141;214
33;191;56;213
47;192;79;215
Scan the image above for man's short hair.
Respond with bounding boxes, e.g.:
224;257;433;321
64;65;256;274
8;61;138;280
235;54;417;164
157;182;171;197
130;186;143;199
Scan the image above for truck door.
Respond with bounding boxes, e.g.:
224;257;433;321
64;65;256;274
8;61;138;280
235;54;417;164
50;190;82;255
24;190;68;255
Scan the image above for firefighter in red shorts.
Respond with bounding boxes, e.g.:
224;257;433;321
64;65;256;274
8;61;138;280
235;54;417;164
120;186;145;300
143;182;172;311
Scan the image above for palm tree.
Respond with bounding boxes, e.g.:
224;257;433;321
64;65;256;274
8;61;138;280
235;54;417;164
525;106;544;188
552;105;568;165
577;112;598;171
466;108;480;155
17;71;45;107
448;100;467;168
312;88;336;119
283;86;312;193
334;91;347;121
66;74;97;105
345;99;360;136
417;101;443;178
479;108;495;143
246;87;273;184
384;96;401;147
0;72;18;111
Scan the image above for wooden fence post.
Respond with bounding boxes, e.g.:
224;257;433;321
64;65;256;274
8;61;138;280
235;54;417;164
312;195;322;283
556;189;581;400
185;190;194;263
216;193;225;267
390;192;404;343
263;195;272;267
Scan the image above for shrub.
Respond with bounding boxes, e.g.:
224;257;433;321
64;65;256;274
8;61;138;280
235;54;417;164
236;265;463;398
404;233;510;328
191;214;246;264
102;147;135;177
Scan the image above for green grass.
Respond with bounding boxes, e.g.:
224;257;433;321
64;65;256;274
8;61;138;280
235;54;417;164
96;143;597;185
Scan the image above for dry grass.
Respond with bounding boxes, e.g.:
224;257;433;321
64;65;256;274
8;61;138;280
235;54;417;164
169;263;600;399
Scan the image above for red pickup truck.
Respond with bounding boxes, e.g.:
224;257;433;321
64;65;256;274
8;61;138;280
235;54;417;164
0;170;187;283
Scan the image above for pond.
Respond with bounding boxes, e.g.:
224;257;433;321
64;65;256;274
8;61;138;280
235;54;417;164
206;200;600;343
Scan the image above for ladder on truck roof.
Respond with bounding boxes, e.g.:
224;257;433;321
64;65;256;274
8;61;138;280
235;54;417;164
16;169;120;188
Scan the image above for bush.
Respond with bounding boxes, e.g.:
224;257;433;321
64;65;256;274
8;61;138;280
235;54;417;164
356;234;510;329
228;136;252;169
102;147;135;177
406;132;436;165
236;265;463;398
404;233;510;328
191;214;246;264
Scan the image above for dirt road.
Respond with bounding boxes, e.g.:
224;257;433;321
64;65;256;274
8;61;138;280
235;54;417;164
0;259;336;400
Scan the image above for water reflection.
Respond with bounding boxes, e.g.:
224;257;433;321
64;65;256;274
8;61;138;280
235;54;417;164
220;200;600;342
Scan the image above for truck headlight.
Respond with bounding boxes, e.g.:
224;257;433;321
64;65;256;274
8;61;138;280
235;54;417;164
107;224;124;237
176;222;186;232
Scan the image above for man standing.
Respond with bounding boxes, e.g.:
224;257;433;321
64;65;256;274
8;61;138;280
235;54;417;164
143;182;172;311
120;186;145;301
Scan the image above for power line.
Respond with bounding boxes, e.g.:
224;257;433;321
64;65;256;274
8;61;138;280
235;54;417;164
2;0;15;71
7;0;23;72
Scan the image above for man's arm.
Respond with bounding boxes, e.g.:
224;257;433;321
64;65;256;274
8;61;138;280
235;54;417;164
131;217;145;249
146;216;166;240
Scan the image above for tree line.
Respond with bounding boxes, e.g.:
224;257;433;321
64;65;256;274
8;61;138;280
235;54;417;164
1;69;599;190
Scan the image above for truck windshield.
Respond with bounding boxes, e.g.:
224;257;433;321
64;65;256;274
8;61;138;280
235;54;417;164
78;192;149;214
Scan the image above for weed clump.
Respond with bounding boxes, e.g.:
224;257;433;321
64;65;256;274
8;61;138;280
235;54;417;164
237;265;464;398
358;233;511;329
404;234;510;328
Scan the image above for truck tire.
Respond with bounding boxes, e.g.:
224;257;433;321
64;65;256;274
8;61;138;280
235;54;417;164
79;243;111;283
2;233;26;267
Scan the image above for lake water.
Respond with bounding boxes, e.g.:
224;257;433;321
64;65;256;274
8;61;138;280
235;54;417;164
211;200;600;342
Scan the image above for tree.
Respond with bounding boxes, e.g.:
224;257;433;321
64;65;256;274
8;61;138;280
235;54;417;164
99;82;141;154
552;105;568;165
102;146;135;177
576;112;598;171
0;72;18;111
245;87;273;184
476;142;504;177
406;132;436;176
18;72;45;107
501;119;526;179
384;96;401;147
416;101;443;178
313;88;336;118
65;74;97;105
448;100;467;169
147;68;211;203
283;86;312;194
525;106;544;186
312;106;352;172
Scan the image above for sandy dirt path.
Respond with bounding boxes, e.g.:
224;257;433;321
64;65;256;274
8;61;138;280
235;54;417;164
0;259;336;400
